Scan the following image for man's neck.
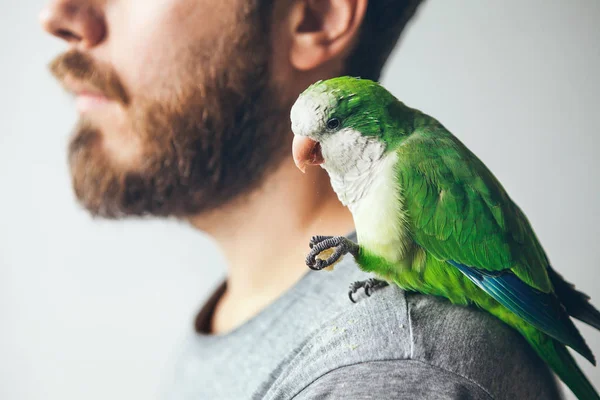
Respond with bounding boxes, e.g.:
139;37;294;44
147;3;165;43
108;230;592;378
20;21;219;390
190;158;354;334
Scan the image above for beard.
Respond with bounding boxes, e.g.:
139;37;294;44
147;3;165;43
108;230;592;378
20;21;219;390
49;10;291;219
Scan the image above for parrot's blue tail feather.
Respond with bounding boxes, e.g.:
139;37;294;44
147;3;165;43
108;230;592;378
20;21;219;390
449;261;596;365
548;266;600;331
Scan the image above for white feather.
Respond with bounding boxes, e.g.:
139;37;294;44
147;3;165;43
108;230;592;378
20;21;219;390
321;129;411;263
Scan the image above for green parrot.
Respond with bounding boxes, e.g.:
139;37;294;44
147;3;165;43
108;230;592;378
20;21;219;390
290;76;600;400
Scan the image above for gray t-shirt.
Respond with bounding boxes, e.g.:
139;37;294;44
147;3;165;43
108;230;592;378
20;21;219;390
163;236;562;399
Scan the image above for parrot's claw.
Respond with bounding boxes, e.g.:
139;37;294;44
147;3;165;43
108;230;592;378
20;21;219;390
306;236;359;271
348;279;389;303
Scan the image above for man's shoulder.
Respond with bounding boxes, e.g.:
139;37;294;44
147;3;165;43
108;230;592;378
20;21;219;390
307;282;532;365
403;289;561;399
267;283;561;400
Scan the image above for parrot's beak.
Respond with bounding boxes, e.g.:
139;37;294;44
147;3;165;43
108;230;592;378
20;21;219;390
292;135;324;173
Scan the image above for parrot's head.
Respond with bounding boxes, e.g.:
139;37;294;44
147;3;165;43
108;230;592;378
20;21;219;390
290;76;411;179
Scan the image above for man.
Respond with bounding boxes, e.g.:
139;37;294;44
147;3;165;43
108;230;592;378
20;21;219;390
41;0;562;398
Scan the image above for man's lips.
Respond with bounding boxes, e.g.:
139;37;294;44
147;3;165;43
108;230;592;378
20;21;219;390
75;92;110;112
62;76;111;112
292;135;324;173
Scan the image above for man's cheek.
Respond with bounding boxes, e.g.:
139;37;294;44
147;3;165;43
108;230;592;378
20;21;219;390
116;42;193;105
105;11;180;97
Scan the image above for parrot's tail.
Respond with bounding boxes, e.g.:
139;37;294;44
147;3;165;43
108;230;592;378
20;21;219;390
529;334;600;400
548;266;600;331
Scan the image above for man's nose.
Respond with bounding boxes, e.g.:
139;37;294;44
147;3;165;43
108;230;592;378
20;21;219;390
39;1;106;49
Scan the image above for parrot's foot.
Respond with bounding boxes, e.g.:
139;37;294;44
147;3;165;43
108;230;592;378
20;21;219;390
306;235;359;271
348;279;389;303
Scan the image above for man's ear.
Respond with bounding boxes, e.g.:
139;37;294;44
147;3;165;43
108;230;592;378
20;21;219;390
288;0;368;71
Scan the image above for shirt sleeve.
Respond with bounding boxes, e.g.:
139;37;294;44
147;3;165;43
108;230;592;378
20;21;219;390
292;360;494;400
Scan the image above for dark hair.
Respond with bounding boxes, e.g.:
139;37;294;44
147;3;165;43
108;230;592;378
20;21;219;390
346;0;424;81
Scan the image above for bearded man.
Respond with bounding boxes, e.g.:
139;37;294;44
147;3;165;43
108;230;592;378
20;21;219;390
41;0;562;398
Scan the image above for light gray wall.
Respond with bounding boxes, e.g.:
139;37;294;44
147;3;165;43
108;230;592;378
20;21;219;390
1;1;598;399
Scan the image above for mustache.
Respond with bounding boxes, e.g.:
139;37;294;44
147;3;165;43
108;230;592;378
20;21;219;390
49;50;130;105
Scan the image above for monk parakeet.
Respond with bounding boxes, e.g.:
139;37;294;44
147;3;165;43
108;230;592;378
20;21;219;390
290;76;600;400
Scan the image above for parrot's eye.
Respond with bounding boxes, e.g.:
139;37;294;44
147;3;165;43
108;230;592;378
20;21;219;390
326;117;341;131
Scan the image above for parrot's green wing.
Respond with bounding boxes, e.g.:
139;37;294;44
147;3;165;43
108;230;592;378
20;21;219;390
395;117;594;362
396;120;551;290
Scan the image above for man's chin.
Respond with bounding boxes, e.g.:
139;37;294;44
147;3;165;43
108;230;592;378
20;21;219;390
68;127;211;219
75;112;144;165
68;124;137;218
100;135;145;171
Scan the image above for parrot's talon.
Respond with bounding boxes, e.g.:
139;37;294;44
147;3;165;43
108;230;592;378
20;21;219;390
348;279;389;303
349;291;357;303
306;236;359;270
314;259;325;271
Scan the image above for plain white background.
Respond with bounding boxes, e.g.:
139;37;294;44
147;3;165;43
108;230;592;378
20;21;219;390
1;1;599;399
